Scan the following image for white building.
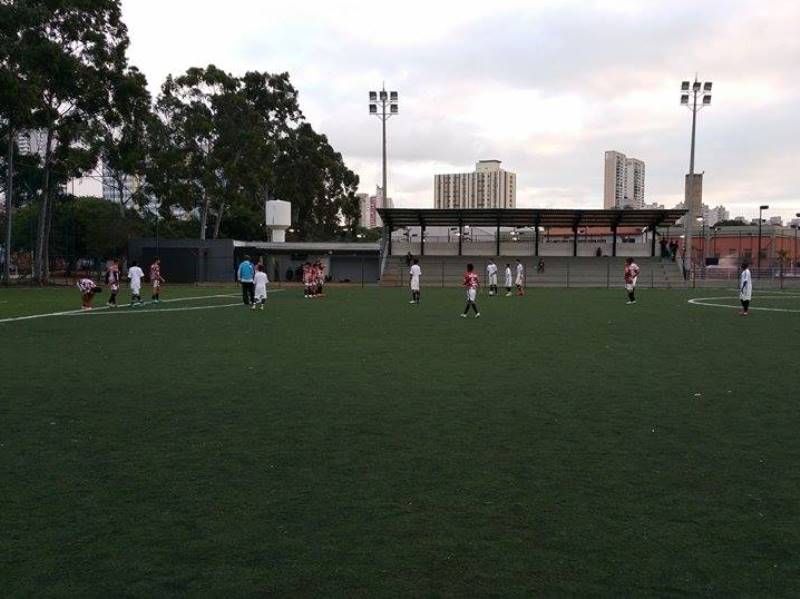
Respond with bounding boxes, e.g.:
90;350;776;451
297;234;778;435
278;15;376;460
102;161;141;205
706;205;730;226
358;186;392;229
603;151;645;209
434;160;516;209
768;215;783;226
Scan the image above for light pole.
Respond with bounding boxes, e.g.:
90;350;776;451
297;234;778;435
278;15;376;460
369;85;398;207
793;212;800;272
680;77;712;278
757;204;769;269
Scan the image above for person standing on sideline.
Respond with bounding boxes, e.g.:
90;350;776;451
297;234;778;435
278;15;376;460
624;257;640;304
127;261;144;306
739;261;752;316
149;258;165;303
105;259;120;308
237;255;256;306
409;258;422;304
486;259;499;296
515;258;525;296
253;263;269;310
460;263;480;318
504;263;513;296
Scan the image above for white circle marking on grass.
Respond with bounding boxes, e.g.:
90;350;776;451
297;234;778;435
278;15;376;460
688;293;800;313
0;292;284;324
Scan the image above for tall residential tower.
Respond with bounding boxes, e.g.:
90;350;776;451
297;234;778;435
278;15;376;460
604;151;645;209
434;160;516;209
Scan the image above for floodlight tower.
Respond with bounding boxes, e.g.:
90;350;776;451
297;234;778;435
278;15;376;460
369;85;399;206
757;204;769;269
680;77;712;278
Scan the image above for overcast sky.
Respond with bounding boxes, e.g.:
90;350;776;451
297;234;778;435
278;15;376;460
118;0;800;220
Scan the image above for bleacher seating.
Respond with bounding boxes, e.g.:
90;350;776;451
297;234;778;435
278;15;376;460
380;256;685;288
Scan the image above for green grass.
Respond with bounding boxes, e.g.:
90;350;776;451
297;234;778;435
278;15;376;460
2;285;799;596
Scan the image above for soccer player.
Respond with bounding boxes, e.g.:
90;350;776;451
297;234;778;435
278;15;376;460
515;258;525;296
486;259;498;296
253;263;269;310
409;258;421;304
739;261;752;316
77;277;101;310
149;258;165;303
460;263;480;318
624;257;640;304
127;261;144;306
303;262;314;298
237;254;256;306
315;261;325;296
504;263;513;296
105;259;120;308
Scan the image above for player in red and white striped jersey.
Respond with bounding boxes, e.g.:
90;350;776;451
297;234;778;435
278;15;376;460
624;258;640;304
461;264;481;318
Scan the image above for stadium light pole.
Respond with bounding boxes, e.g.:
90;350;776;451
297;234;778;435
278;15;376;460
680;77;712;278
757;204;769;269
369;85;399;207
794;212;800;271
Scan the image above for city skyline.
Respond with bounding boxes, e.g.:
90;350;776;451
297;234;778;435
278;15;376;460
70;0;800;222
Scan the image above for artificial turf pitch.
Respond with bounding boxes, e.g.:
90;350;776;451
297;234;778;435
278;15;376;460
1;285;799;596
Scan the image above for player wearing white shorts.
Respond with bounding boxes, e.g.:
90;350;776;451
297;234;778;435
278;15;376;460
515;259;525;296
460;263;480;318
504;264;513;296
127;261;144;306
486;259;498;296
253;264;269;310
739;261;752;315
624;257;640;304
149;258;165;303
409;259;421;304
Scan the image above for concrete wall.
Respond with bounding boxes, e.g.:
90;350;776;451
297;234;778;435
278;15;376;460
128;238;235;283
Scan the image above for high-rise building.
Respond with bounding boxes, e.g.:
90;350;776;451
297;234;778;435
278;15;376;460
102;161;141;205
603;151;645;209
358;186;392;229
707;205;730;226
434;160;516;209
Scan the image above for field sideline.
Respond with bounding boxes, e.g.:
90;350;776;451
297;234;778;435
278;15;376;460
2;285;799;596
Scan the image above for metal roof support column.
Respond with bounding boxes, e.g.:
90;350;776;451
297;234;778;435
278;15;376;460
534;223;540;257
573;226;579;257
612;226;618;257
651;226;657;257
496;215;501;256
458;218;463;256
419;212;426;257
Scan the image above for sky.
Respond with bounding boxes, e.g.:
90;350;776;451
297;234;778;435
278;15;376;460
115;0;800;221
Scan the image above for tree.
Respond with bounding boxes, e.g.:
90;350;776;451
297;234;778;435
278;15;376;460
272;123;360;241
100;66;152;217
10;0;132;282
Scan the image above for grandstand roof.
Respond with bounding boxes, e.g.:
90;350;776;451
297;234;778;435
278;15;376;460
378;208;687;229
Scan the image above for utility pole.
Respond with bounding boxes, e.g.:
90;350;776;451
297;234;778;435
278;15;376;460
369;85;399;207
680;77;712;280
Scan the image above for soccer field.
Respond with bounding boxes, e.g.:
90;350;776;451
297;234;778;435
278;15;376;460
2;285;799;596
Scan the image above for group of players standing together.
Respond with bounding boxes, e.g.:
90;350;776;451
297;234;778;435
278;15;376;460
409;257;644;318
76;258;164;310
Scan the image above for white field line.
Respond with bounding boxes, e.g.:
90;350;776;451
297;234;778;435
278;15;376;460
78;302;242;316
688;293;800;313
0;293;249;324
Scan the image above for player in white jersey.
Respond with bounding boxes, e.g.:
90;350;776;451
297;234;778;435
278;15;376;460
515;259;525;296
253;263;269;310
504;264;513;296
409;259;422;304
127;261;145;305
486;259;499;296
739;261;752;316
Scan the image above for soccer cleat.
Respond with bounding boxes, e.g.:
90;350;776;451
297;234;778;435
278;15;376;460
260;305;265;310
251;304;257;310
475;313;481;318
460;314;467;318
409;300;416;304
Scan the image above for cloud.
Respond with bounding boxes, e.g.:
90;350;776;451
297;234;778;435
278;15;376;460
121;0;800;220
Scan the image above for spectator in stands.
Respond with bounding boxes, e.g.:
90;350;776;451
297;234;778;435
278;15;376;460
669;240;679;262
537;259;545;273
659;237;668;259
237;255;256;305
595;247;603;257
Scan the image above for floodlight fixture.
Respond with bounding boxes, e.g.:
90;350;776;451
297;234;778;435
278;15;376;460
369;104;377;114
390;104;398;114
681;94;689;104
693;81;701;91
390;91;398;102
681;81;690;91
369;91;377;101
760;205;770;210
703;95;711;105
703;82;712;91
